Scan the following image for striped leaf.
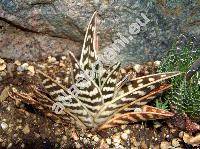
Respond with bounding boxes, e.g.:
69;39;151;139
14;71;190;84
98;105;174;130
100;62;121;103
37;70;94;128
69;52;103;116
79;11;100;85
94;72;181;125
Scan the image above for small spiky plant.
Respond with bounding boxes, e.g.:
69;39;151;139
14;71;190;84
9;12;181;130
159;42;200;121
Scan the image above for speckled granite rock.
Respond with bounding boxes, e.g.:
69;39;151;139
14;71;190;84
0;20;81;60
0;0;199;63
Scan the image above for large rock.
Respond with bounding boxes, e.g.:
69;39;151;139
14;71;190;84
0;0;199;64
0;19;82;60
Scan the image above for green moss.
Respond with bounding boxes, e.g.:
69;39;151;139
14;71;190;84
159;42;200;121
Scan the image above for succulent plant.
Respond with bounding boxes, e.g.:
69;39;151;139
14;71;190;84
159;39;200;121
9;12;180;130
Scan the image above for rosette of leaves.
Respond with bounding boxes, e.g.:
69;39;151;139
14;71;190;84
9;12;180;130
159;39;200;121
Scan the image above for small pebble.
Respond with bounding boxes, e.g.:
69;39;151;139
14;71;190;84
154;61;161;67
1;122;8;130
21;143;25;148
0;58;4;64
61;56;67;60
21;63;29;70
59;62;65;67
160;141;171;149
121;125;126;130
179;131;184;138
165;134;170;139
141;140;148;149
35;133;40;138
64;77;69;83
106;138;112;145
62;135;67;141
82;138;89;144
75;142;81;148
87;133;92;138
27;65;35;75
170;128;177;133
0;64;6;71
133;64;142;73
7;143;13;149
113;135;121;144
22;124;30;134
124;129;131;135
14;60;21;66
0;71;7;76
121;132;128;140
93;135;100;142
17;63;29;72
0;138;3;143
171;138;181;147
48;56;57;63
153;121;162;128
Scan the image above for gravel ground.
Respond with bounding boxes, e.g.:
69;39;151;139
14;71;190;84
0;56;199;149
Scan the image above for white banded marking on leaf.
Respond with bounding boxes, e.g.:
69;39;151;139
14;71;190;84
103;86;115;92
56;96;72;103
92;26;95;31
117;90;125;96
79;90;90;96
135;90;146;96
87;34;92;41
91;51;95;57
137;79;143;83
121;98;136;102
127;116;138;122
146;114;154;119
102;94;113;100
90;88;99;96
83;104;101;111
83;58;90;67
138;83;144;87
161;74;167;77
76;82;91;89
107;103;121;109
70;109;89;115
49;89;65;96
148;85;155;90
42;79;50;84
148;78;155;82
114;119;125;124
146;96;156;100
134;114;146;120
136;101;149;105
107;78;117;84
79;96;101;103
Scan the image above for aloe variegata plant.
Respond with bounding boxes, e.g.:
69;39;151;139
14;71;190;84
9;12;181;130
